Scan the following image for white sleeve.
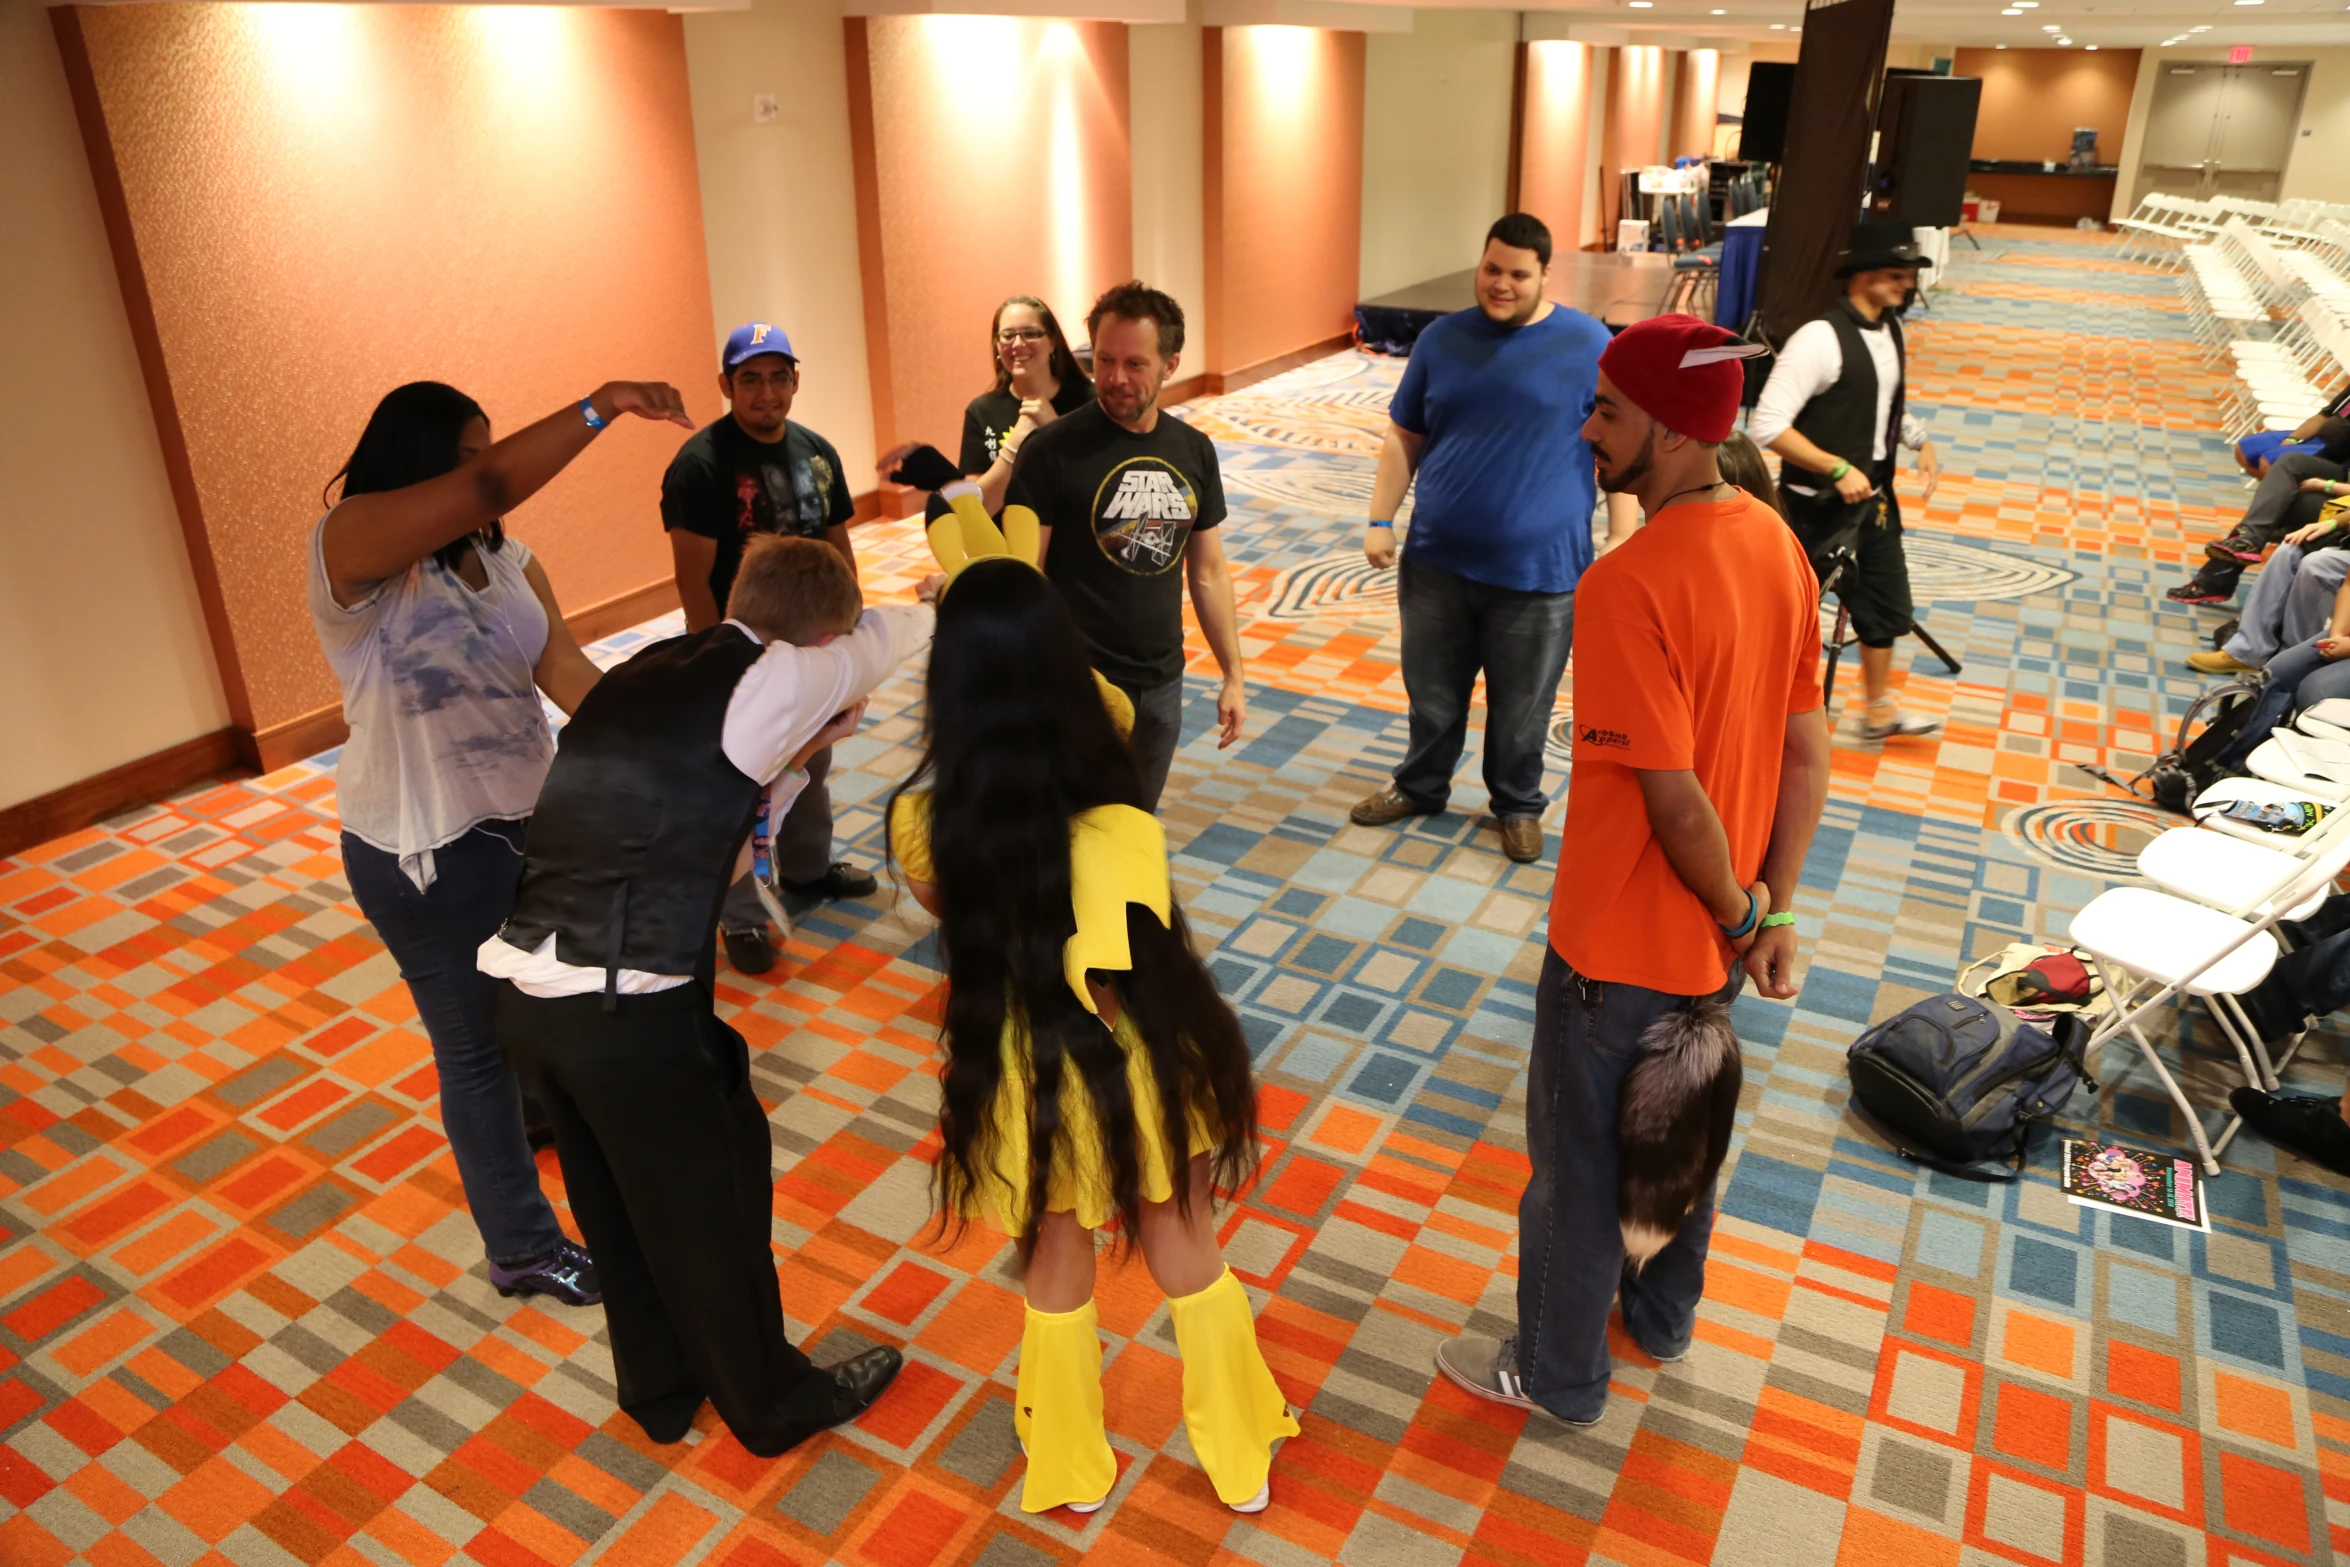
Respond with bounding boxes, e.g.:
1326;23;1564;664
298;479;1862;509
1899;411;1929;451
1747;322;1842;449
720;605;936;784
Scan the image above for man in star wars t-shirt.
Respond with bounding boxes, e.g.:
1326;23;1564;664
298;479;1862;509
1004;281;1247;810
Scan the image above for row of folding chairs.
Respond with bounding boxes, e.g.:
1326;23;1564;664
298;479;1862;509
2067;702;2350;1171
2222;295;2350;434
2116;193;2350;265
1726;168;1768;220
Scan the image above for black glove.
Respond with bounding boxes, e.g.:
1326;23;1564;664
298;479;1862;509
886;444;962;493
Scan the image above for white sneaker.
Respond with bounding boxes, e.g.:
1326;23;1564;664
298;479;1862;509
1018;1440;1107;1515
1230;1482;1270;1514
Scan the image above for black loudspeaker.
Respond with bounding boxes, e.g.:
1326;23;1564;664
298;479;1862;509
1739;62;1796;163
1870;74;1981;228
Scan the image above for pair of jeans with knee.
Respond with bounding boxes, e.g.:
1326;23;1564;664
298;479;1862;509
1516;946;1741;1422
2225;544;2350;666
341;821;565;1268
2218;638;2350;769
1391;555;1574;819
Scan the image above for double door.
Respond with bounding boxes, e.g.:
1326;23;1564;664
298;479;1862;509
2134;61;2307;201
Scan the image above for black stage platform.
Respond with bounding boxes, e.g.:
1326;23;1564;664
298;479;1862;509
1354;253;1675;352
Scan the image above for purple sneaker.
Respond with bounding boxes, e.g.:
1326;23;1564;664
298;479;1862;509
491;1237;601;1306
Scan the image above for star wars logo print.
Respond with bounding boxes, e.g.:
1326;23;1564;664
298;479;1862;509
1092;459;1198;576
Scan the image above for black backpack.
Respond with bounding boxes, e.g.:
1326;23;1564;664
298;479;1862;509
2140;679;2257;815
1846;994;2094;1179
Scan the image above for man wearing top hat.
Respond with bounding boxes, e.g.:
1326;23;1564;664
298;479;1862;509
1750;221;1945;742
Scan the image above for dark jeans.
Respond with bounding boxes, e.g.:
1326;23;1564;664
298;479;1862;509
721;745;834;932
2191;452;2345;596
2216;637;2350;770
498;984;836;1455
1517;946;1740;1422
1393;555;1574;819
2242;894;2350;1040
1115;676;1187;813
341;821;564;1267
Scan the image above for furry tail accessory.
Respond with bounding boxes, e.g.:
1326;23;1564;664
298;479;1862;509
1617;996;1742;1269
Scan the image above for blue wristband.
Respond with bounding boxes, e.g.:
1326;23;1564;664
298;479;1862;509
1367;520;1395;529
579;397;608;432
1720;888;1760;940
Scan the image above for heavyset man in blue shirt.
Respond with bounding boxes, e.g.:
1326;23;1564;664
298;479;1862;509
1350;213;1622;864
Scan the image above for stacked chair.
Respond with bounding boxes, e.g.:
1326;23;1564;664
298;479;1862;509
2070;723;2350;1172
1658;190;1726;317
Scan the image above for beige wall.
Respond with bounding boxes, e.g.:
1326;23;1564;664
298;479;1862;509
683;0;876;490
1131;17;1206;339
1358;9;1516;298
2113;46;2350;214
0;0;228;810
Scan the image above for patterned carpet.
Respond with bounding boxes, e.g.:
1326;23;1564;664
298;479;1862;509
2;225;2341;1567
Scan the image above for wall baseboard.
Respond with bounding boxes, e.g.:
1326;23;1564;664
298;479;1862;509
3;575;701;859
0;729;245;861
1202;333;1356;397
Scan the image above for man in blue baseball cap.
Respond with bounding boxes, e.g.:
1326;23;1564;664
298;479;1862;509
661;323;872;975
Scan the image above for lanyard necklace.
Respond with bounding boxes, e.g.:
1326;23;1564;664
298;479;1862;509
1655;479;1732;514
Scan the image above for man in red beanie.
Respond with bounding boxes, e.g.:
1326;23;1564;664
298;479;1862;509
1436;314;1831;1427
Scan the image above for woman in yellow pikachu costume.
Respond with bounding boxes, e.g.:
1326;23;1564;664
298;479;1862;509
885;476;1298;1516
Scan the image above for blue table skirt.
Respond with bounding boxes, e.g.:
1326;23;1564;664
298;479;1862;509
1718;222;1763;330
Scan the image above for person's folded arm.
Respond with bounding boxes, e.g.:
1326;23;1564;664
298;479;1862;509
1634;769;1751;929
722;605;936;783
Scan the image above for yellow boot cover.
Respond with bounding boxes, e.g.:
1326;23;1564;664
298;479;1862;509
1167;1267;1300;1505
1014;1299;1117;1513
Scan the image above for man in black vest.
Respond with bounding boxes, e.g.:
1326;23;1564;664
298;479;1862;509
1752;221;1944;741
479;535;938;1457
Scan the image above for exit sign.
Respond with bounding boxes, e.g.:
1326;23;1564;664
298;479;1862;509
2229;44;2254;63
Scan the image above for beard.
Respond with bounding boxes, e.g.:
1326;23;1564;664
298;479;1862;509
1099;378;1160;421
1595;426;1658;494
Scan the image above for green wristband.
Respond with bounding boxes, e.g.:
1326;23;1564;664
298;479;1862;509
1759;912;1797;929
1828;460;1852;482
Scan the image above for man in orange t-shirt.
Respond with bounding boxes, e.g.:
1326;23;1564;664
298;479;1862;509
1436;315;1831;1426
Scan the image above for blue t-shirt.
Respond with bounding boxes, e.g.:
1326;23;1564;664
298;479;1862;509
1391;305;1611;595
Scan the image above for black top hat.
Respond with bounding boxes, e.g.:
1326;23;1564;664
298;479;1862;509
1835;219;1925;277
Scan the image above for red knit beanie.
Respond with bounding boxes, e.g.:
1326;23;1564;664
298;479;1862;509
1595;314;1765;444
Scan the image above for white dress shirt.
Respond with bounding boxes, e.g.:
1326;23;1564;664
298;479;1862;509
476;606;935;997
1750;317;1928;495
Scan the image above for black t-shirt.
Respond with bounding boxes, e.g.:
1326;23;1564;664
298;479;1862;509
1004;402;1227;690
660;415;855;609
957;378;1095;474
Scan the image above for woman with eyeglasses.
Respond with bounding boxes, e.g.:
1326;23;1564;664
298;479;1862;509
955;296;1094;513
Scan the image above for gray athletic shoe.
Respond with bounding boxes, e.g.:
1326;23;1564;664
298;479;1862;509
1434;1333;1604;1424
1859;707;1941;742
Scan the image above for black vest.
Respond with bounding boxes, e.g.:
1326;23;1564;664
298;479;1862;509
1790;299;1907;475
500;625;766;990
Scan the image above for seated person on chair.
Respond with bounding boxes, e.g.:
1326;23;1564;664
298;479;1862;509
2189;482;2350;675
1751;220;1942;742
2213;579;2350;772
2168;417;2350;608
2224;892;2350;1176
2236;385;2350;480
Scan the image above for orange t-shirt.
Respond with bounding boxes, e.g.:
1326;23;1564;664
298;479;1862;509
1548;492;1822;995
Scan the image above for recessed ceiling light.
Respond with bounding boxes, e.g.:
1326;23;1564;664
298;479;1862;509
2190;23;2210;29
2084;41;2097;47
1996;42;2007;47
1769;21;1785;26
2002;8;2021;13
1629;3;1652;8
1710;8;1725;12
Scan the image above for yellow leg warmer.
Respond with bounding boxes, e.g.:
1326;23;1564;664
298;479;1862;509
1167;1267;1301;1506
1014;1300;1117;1514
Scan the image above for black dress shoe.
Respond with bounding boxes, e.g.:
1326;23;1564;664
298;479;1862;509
723;926;777;975
2231;1087;2350;1175
826;1346;903;1423
784;862;879;901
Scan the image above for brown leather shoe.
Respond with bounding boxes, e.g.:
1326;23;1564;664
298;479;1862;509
1350;786;1439;827
1497;816;1544;863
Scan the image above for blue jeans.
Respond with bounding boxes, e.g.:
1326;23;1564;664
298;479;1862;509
1516;946;1740;1422
1114;676;1187;813
2225;544;2350;667
1393;555;1575;819
342;820;565;1267
2218;638;2350;771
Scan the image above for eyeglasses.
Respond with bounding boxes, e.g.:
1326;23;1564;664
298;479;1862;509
996;327;1048;345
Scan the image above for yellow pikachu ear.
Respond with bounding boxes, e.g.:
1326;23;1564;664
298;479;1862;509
926;510;970;577
947;489;1009;561
1000;505;1041;568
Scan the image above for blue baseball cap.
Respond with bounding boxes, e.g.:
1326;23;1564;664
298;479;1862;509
723;321;797;370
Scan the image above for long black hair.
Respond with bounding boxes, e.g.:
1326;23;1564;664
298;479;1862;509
891;560;1256;1258
326;381;503;574
989;296;1092;399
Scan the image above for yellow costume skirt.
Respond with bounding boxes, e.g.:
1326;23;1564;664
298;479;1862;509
960;1010;1223;1236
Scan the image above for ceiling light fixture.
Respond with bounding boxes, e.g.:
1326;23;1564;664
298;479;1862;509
2190;23;2211;29
2085;41;2097;47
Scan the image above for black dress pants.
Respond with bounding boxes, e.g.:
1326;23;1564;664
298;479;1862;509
496;983;836;1455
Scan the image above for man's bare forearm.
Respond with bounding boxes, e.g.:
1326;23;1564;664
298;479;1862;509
1637;769;1748;926
1758;708;1831;913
